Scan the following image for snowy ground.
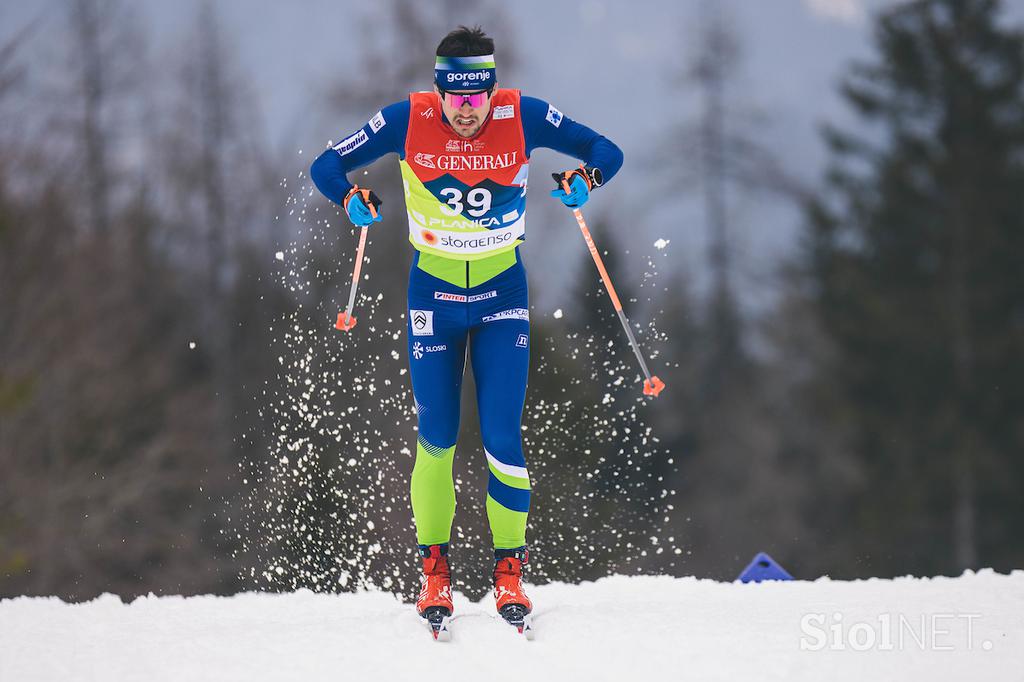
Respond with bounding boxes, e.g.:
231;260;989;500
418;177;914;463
2;570;1022;682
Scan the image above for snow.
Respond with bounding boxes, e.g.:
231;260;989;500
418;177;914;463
653;238;670;250
2;571;1022;681
553;308;563;319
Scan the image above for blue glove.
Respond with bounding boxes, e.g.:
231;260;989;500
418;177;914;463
550;166;603;209
343;186;383;227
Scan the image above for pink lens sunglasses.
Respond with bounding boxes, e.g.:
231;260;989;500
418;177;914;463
441;88;492;108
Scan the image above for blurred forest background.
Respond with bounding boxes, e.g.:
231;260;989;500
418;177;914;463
1;0;1022;602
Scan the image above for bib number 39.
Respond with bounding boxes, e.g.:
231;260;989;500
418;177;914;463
439;187;492;217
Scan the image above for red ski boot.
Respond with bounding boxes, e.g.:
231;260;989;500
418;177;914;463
416;544;453;640
493;547;534;637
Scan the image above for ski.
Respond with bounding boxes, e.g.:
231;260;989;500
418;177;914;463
498;604;535;640
422;606;452;642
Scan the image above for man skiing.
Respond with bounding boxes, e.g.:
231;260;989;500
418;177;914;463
310;26;623;636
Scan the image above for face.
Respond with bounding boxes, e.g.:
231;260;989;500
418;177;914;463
434;85;494;138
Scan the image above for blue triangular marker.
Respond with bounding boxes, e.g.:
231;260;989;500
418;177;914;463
737;552;794;583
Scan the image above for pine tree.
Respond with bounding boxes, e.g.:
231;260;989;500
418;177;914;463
807;0;1024;574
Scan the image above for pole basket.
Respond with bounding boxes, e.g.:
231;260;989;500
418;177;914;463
643;375;665;397
336;311;357;331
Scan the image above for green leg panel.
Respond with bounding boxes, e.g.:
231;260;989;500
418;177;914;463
410;436;457;546
486;494;529;550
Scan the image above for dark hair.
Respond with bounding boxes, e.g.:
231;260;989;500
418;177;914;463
436;25;494;57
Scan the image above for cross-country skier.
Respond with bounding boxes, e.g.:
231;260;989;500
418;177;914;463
310;25;623;635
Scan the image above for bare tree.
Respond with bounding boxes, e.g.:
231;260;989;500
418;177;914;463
641;2;821;579
63;0;142;238
0;13;35;100
0;0;252;600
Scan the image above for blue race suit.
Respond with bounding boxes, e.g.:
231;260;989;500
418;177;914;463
311;91;623;550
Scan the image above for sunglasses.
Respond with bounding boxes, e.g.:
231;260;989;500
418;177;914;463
440;88;492;109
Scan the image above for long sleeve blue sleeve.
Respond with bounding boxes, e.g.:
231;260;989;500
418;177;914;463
310;100;411;206
521;95;624;184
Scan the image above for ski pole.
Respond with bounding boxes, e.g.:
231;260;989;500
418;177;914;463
335;187;381;332
335;225;368;331
554;173;665;397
